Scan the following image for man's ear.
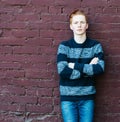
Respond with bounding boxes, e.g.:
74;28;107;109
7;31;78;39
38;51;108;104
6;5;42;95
86;23;89;29
70;24;73;30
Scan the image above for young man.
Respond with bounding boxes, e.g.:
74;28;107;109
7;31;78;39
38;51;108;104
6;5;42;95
57;10;105;122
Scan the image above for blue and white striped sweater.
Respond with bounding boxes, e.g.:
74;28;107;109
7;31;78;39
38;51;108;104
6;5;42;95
57;38;105;101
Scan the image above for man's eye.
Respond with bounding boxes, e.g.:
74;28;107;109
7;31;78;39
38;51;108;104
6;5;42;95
74;22;78;24
81;21;86;24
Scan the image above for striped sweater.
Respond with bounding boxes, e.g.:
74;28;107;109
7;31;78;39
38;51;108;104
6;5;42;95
57;38;105;101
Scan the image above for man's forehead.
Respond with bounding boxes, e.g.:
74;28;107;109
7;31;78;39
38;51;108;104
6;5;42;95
70;14;88;24
72;15;86;20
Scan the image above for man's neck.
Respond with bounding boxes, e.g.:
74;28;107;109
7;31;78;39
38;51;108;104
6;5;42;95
74;34;87;44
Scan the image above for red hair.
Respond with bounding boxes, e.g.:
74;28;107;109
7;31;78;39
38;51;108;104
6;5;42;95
69;9;88;24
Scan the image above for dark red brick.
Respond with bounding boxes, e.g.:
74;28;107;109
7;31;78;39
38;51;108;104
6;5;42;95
0;0;119;121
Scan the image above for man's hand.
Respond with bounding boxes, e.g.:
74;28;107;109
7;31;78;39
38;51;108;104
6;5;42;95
68;63;75;69
90;57;99;65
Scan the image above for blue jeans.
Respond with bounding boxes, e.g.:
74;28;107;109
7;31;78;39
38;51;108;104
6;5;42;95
61;100;94;122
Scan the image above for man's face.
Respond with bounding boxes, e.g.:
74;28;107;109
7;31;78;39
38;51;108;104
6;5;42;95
70;15;88;36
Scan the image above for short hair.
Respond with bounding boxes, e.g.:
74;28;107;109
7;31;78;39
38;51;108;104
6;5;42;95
69;9;88;24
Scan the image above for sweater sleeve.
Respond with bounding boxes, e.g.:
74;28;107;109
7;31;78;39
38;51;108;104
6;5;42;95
83;43;105;76
57;43;82;80
73;43;105;76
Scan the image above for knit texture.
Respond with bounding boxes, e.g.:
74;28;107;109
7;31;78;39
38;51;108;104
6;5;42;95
57;38;105;101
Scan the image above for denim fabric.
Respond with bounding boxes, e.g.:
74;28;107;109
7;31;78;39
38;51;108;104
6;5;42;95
61;100;94;122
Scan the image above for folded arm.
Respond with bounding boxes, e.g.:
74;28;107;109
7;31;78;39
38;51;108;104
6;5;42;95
57;44;83;80
74;44;105;76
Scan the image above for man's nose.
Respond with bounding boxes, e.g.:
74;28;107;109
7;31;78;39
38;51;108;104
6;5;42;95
78;22;82;26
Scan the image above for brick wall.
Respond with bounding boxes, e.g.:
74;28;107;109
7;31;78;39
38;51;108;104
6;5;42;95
0;0;120;122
